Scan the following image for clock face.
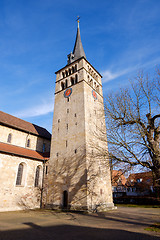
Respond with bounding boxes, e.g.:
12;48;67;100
64;88;72;98
92;90;97;100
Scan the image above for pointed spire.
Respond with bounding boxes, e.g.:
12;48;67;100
73;20;86;60
67;18;86;64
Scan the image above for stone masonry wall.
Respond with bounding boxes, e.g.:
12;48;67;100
0;153;44;212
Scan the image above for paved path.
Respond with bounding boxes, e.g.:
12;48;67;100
0;207;160;240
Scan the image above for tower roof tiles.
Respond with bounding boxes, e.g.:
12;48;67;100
67;22;86;64
72;23;86;61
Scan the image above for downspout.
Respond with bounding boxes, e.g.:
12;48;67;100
40;159;46;208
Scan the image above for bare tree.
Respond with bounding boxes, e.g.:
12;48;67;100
104;68;160;196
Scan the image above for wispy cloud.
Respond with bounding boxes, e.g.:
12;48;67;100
102;67;134;83
14;101;54;118
102;57;160;83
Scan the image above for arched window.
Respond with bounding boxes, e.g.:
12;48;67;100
62;72;65;78
90;79;93;87
96;85;99;92
72;66;75;74
71;77;74;85
61;82;65;90
16;163;24;186
35;166;41;187
65;79;68;88
65;70;68;77
7;133;12;143
75;64;77;72
69;68;71;75
27;139;30;147
75;74;78;84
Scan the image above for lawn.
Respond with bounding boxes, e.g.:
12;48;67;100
115;204;160;208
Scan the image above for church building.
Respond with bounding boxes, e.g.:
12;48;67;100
0;111;51;211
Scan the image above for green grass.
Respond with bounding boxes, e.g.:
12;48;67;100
145;223;160;232
115;204;160;208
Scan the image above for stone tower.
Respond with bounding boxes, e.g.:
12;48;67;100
46;22;114;211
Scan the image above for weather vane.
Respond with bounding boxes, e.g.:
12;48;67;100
76;16;80;23
76;16;80;28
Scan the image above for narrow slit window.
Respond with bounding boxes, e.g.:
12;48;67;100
7;133;12;143
27;139;30;148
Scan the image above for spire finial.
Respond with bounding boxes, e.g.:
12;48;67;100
76;16;80;28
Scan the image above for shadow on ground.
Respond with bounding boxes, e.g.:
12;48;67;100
0;222;159;240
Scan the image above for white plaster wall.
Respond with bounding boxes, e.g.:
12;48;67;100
0;125;50;152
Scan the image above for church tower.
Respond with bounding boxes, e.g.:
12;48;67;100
46;21;114;211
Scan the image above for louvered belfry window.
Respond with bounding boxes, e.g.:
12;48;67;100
16;163;23;185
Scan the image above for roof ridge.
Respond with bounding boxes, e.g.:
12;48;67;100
0;111;51;139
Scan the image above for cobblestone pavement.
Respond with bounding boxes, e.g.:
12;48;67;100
0;207;159;240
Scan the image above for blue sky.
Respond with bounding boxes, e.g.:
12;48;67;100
0;0;160;133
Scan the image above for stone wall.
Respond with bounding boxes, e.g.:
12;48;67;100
46;57;114;211
0;153;44;212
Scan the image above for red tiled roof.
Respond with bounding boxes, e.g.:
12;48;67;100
127;171;153;186
112;170;127;186
128;171;152;179
0;111;51;140
0;142;50;161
